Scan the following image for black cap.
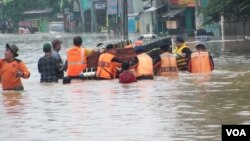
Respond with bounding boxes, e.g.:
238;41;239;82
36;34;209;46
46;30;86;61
106;44;114;50
196;44;206;50
73;36;82;46
176;36;185;43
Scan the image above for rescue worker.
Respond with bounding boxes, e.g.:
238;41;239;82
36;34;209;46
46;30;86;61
188;44;214;73
38;43;62;83
0;44;30;90
51;39;64;79
96;44;122;80
65;36;94;78
173;37;192;71
119;61;137;83
154;43;178;76
130;46;154;80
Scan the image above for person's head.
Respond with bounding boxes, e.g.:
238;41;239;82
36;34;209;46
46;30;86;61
134;45;145;54
43;43;52;53
122;61;130;71
106;44;116;54
175;36;185;48
73;36;82;47
160;43;171;53
134;40;143;46
5;44;19;60
51;39;62;52
196;44;206;51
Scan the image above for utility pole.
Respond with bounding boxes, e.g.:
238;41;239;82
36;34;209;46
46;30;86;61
117;0;119;37
78;0;85;32
122;0;128;39
91;0;98;32
195;0;199;30
91;0;94;32
167;0;171;35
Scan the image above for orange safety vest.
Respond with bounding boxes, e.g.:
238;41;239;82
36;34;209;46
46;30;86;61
135;53;153;77
66;46;87;76
96;53;115;79
189;51;212;73
158;52;178;76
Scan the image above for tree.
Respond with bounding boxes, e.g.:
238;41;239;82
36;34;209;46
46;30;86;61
202;0;250;23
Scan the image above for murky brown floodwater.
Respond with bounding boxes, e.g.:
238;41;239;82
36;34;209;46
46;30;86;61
0;33;250;141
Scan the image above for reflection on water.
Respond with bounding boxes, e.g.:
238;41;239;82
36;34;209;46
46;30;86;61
0;34;250;141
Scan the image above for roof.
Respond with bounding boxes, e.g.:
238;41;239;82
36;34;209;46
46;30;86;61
21;8;53;15
128;12;139;17
162;8;185;18
144;5;166;12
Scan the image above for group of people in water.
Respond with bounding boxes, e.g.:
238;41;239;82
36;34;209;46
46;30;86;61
0;35;214;91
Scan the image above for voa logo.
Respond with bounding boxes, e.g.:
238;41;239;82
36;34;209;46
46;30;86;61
226;129;246;136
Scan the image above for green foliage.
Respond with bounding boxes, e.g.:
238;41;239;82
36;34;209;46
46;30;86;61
3;0;70;23
202;0;250;24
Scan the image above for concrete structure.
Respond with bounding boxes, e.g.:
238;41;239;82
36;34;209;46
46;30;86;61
20;8;53;32
128;0;143;33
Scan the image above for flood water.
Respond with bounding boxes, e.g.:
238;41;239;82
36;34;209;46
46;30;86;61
0;33;250;141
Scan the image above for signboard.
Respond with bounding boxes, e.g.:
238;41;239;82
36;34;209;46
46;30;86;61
95;3;106;10
81;0;91;11
169;0;195;6
107;0;117;15
166;20;177;29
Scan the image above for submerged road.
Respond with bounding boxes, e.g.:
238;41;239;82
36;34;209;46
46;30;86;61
0;33;250;141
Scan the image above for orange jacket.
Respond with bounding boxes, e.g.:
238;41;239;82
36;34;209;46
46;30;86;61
96;53;116;79
66;46;87;76
135;53;153;77
0;59;30;90
158;52;178;76
188;51;212;73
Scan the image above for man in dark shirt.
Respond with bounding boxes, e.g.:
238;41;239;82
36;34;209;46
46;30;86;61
38;43;62;83
51;39;64;79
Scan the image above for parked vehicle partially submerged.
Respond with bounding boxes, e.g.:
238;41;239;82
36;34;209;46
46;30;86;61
49;21;65;33
18;21;38;34
137;34;159;44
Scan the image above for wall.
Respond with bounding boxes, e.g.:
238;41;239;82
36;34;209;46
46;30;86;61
184;8;195;35
140;12;153;34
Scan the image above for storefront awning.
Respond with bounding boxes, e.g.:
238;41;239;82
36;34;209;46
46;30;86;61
162;8;185;18
144;5;166;12
128;12;139;17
